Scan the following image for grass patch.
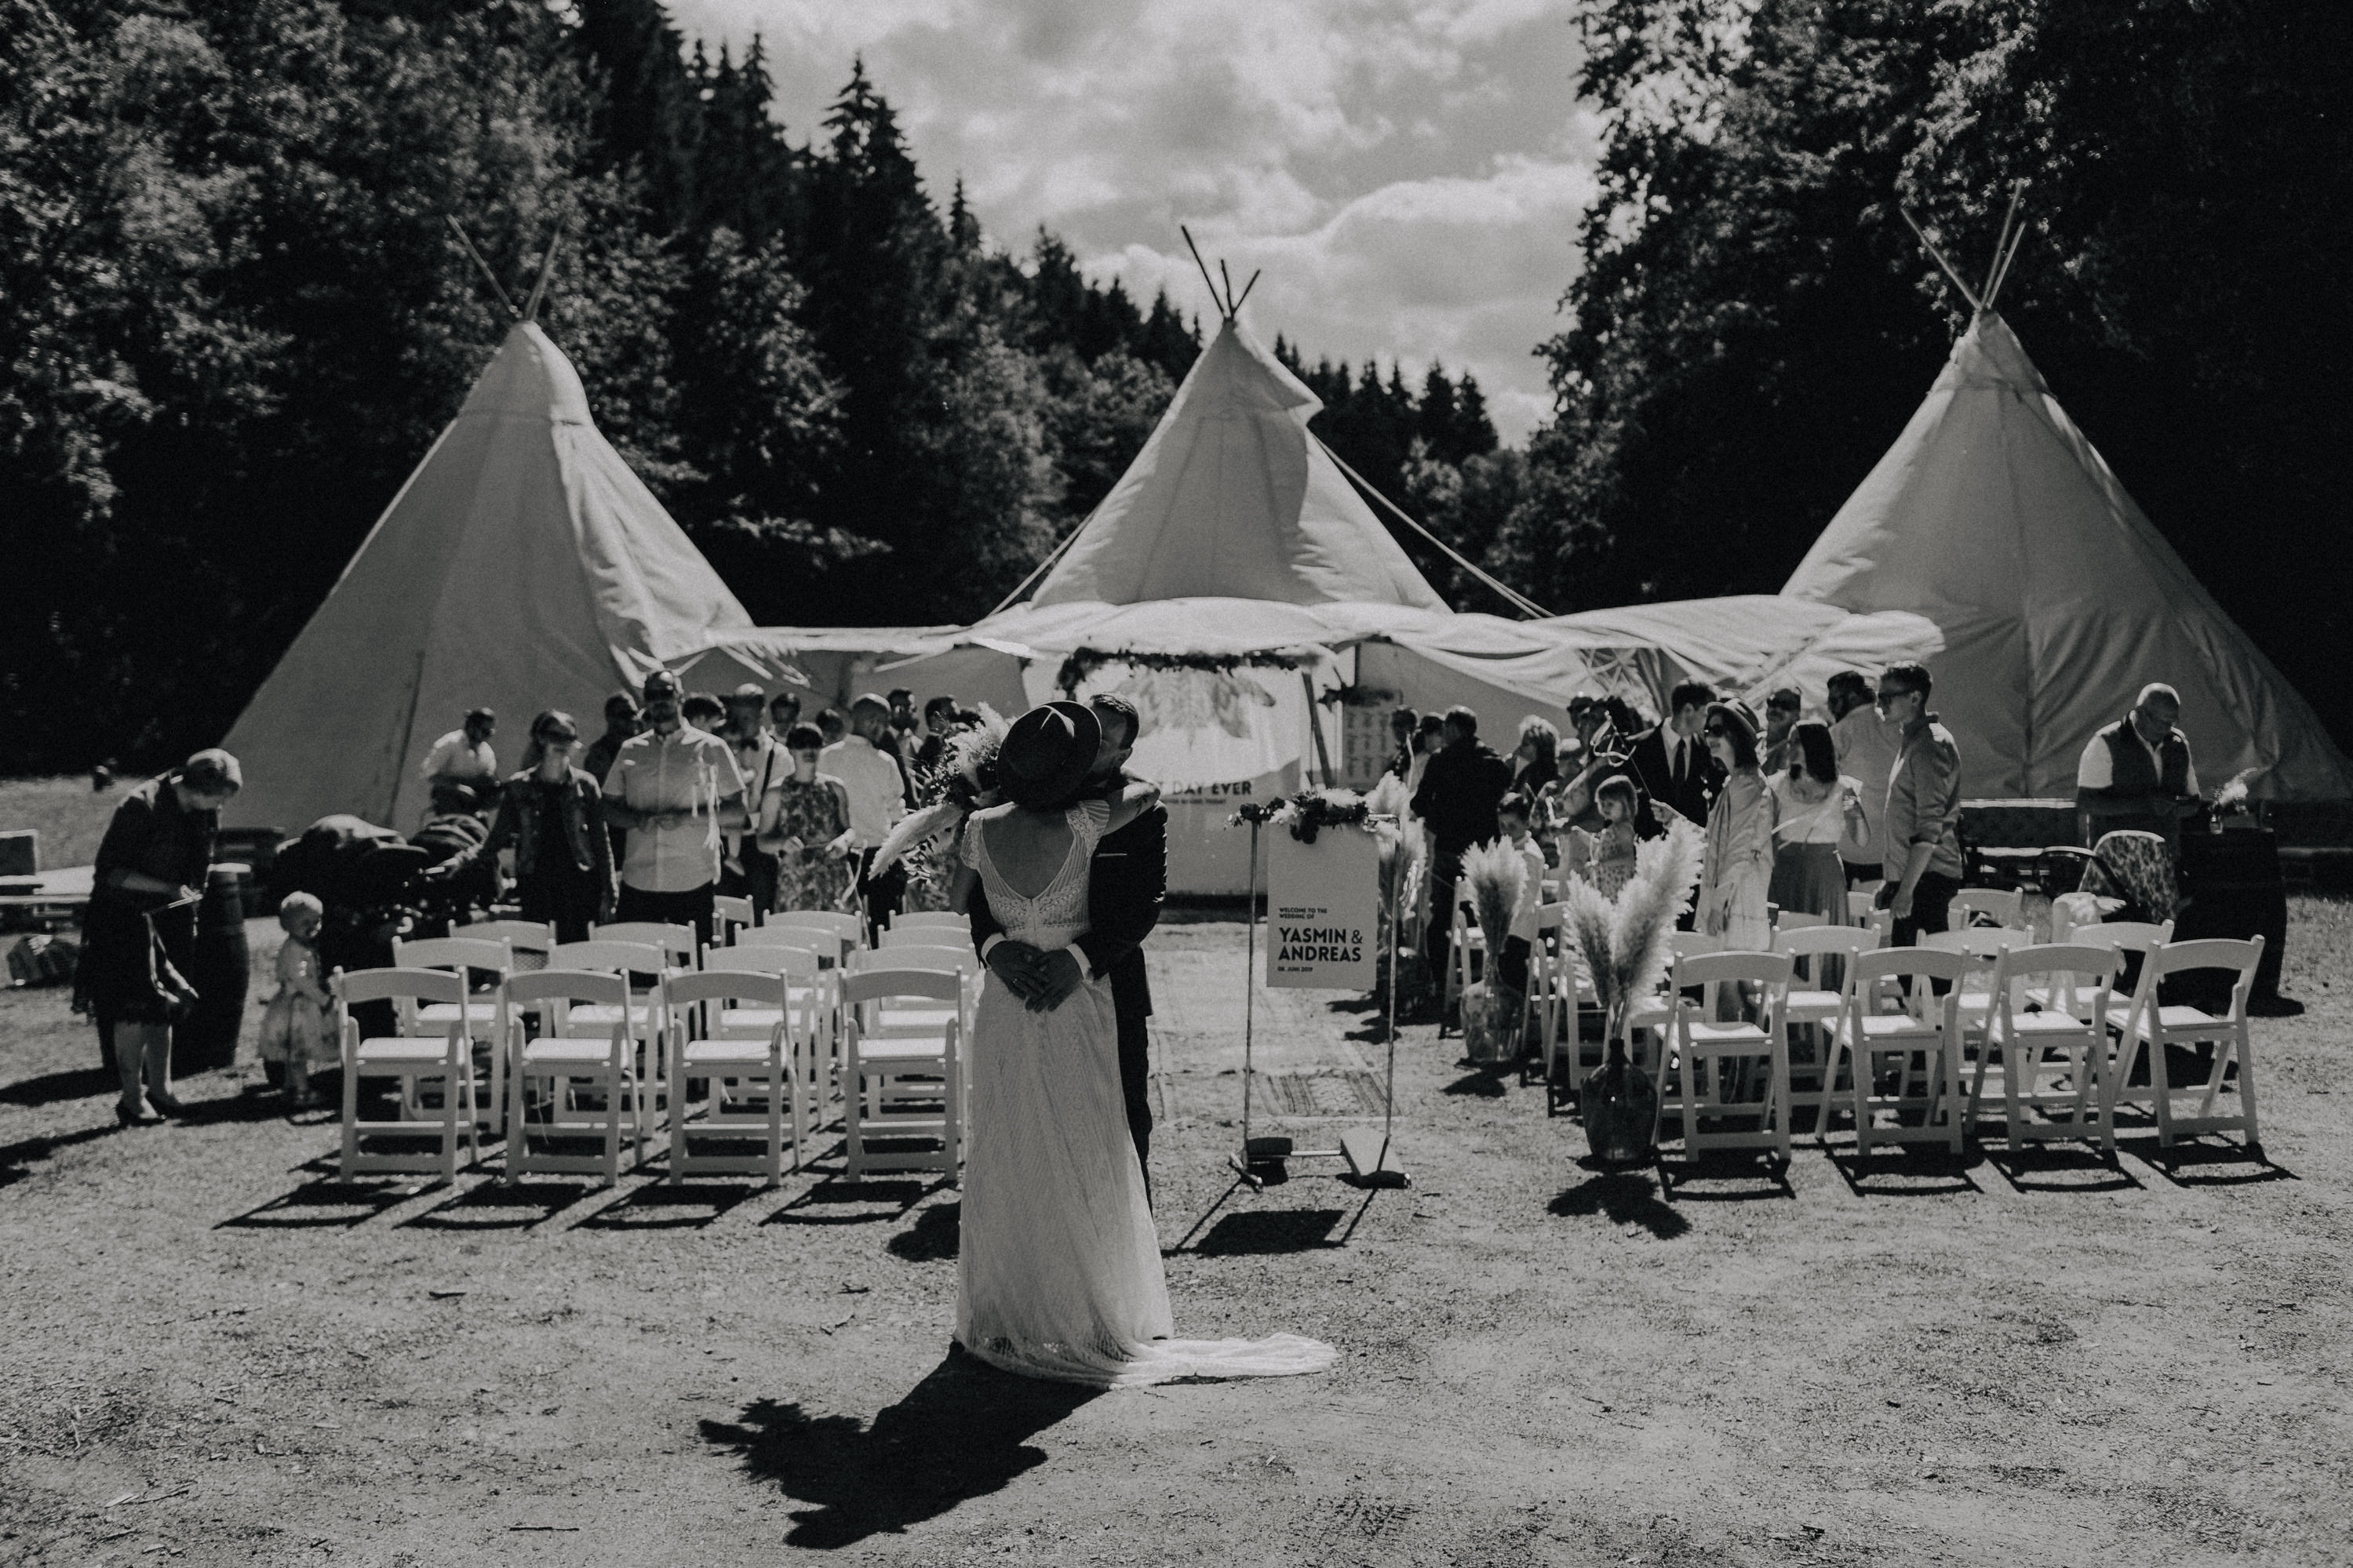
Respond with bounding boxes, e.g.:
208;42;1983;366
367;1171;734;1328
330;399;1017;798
0;775;131;870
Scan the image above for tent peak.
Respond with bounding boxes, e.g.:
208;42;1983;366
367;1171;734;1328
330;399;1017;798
1180;224;1258;322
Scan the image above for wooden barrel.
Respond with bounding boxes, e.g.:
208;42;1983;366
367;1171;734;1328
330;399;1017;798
175;862;251;1074
2176;828;2289;1006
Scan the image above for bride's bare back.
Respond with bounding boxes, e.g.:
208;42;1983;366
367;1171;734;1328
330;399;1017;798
976;782;1162;900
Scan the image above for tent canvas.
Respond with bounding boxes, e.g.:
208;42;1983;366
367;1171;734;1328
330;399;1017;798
224;322;753;834
1784;309;2353;800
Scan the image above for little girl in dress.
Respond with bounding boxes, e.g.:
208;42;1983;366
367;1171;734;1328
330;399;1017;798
259;892;334;1106
1566;775;1643;900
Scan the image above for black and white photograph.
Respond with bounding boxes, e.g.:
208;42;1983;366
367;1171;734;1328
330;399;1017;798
3;0;2350;1561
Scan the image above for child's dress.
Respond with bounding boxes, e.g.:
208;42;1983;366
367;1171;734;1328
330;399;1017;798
259;937;335;1066
1568;820;1641;900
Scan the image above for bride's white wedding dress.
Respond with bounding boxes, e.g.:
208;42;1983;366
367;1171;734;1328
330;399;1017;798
957;800;1336;1388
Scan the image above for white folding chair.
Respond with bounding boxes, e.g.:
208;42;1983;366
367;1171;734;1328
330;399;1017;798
712;894;758;940
1920;928;2021;1086
772;909;862;961
504;970;643;1186
1952;886;2025;930
1664;950;1794;1168
662;970;796;1184
881;922;971;949
888;911;967;935
589;921;698;971
2038;919;2173;1024
1983;943;2121;1154
840;968;963;1178
1845;889;1881;925
1441;897;1485;1028
391;935;512;1135
1774;924;1876;1141
455;919;555;973
336;967;476;1184
1531;903;1594;1104
1834;948;1969;1158
2105;937;2265;1158
1626;930;1719;1086
705;943;835;1103
548;940;674;1099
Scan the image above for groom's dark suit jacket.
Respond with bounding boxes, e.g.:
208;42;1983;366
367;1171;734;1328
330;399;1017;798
968;780;1167;1164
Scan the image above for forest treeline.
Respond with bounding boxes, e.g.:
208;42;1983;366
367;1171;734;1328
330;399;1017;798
0;0;1497;773
5;0;2349;774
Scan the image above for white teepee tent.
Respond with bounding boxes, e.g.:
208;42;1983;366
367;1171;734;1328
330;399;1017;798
1783;307;2353;799
224;320;752;834
1025;315;1449;609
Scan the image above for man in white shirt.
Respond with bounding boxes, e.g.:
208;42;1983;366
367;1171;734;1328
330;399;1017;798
821;693;909;938
2078;682;2201;850
1827;671;1900;886
601;670;745;948
418;708;497;824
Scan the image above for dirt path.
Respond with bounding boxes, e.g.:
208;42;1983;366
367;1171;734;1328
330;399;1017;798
4;906;2351;1565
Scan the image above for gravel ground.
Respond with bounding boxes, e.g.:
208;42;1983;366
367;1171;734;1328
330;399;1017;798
2;900;2349;1566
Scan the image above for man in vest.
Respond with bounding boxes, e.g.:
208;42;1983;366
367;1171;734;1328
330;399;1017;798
2077;682;2201;851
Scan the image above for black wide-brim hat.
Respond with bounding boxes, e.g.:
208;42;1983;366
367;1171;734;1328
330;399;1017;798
1000;700;1100;809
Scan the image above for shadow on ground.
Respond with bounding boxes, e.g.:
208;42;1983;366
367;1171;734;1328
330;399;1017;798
1550;1167;1688;1239
701;1351;1097;1548
1192;1207;1345;1254
887;1201;960;1262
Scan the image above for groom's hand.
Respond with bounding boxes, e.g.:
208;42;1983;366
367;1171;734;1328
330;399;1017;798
986;940;1047;1002
1029;948;1084;1012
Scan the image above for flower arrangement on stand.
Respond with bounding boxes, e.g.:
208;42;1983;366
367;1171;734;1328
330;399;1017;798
1458;837;1527;1065
1229;786;1373;842
1561;816;1706;1165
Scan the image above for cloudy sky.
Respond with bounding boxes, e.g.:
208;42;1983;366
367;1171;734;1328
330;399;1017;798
665;0;1598;443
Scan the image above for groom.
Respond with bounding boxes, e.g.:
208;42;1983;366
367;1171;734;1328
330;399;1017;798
970;693;1168;1182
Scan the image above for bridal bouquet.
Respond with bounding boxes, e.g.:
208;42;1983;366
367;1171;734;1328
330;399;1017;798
870;706;1008;897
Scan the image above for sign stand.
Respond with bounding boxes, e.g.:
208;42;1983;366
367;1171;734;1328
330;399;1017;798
1226;817;1408;1191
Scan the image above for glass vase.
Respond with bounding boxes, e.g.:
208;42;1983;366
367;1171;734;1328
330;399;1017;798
1582;1003;1658;1166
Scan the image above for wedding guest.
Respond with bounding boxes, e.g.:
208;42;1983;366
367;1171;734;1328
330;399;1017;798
257;891;333;1106
1404;711;1446;799
1412;706;1514;992
722;683;787;912
1622;681;1722;831
817;707;847;747
916;694;963;775
1874;663;1964;946
824;693;912;937
1696;700;1772;950
1565;775;1642;900
581;693;639;785
601;671;744;949
1511;716;1561;817
79;748;240;1123
1388;707;1419;779
436;711;616;943
758;724;857;912
1761;687;1802;777
767;690;803;737
1493;792;1550;1002
2078;681;2202;852
680;692;727;733
1768;722;1866;928
418;708;496;826
1827;671;1897;886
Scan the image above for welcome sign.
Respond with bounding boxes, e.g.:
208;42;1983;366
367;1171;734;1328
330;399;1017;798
1264;824;1379;991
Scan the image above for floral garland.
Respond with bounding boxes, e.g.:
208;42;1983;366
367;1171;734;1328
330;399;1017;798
1054;646;1312;695
1314;682;1399;710
1229;786;1373;843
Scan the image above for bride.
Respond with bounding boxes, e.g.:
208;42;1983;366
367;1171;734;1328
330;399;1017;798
955;701;1336;1388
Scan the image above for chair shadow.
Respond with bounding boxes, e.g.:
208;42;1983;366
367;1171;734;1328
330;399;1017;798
216;1177;413;1230
1983;1144;2142;1194
1549;1164;1688;1239
886;1202;960;1262
1827;1147;1983;1198
701;1351;1098;1548
768;1176;946;1226
1656;1150;1798;1202
401;1178;597;1231
2121;1136;2294;1187
575;1180;752;1231
0;1066;115;1108
1441;1068;1510;1099
1189;1207;1345;1256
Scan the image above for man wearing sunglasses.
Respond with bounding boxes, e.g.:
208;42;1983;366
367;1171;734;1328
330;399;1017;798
1873;664;1964;944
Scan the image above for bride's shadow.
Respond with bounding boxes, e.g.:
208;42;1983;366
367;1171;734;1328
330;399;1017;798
698;1348;1098;1547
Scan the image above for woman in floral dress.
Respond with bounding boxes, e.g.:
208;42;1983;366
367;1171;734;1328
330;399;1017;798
756;723;856;912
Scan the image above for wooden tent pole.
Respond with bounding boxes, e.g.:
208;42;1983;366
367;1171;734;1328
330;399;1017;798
1180;225;1229;320
1218;259;1237;315
1985;218;2029;312
446;217;519;318
522;213;570;324
1982;181;2023;304
1230;268;1262;315
1899;206;1983;312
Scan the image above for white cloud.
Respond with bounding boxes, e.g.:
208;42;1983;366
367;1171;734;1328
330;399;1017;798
666;0;1596;440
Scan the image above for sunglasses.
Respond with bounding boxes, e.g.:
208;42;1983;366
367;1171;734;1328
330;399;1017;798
1703;723;1729;737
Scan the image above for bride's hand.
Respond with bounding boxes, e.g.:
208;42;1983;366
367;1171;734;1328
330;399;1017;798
1029;948;1084;1012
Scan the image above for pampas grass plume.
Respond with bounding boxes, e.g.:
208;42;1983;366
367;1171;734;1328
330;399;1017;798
1567;816;1706;1015
1460;838;1524;958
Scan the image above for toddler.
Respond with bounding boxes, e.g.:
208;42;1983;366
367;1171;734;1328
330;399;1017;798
258;892;335;1106
1568;775;1642;900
